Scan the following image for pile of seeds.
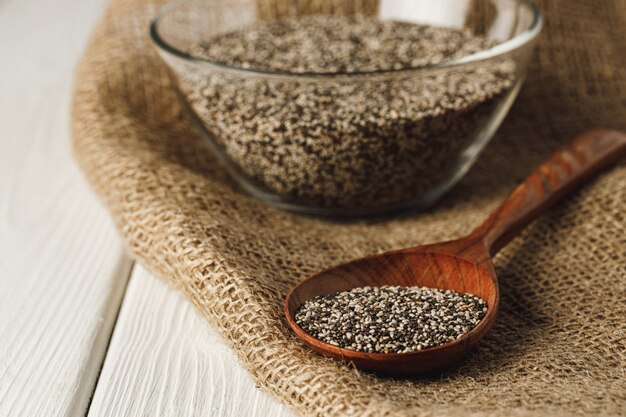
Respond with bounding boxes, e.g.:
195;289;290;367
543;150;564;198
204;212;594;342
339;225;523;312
196;16;500;74
179;16;515;211
294;286;487;354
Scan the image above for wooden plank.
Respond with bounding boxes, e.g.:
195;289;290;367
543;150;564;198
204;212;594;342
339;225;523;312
89;266;296;417
0;0;131;416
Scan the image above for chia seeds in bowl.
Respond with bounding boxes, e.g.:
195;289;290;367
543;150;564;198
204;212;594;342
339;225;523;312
294;286;488;354
151;0;542;215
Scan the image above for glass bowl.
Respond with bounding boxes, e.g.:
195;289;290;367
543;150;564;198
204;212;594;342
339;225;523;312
150;0;542;216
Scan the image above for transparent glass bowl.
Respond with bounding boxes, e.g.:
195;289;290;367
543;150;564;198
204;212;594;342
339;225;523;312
151;0;542;216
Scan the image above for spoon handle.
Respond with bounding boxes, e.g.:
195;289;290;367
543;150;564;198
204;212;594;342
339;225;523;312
469;130;626;256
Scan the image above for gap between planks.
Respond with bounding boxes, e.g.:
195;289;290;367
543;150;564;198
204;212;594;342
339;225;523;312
88;265;296;417
68;258;135;417
0;0;130;415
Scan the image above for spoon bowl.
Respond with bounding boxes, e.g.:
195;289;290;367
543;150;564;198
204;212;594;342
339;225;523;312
285;130;626;375
285;242;499;374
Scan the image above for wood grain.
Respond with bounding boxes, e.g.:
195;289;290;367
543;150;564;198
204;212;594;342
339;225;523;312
468;130;626;255
0;0;130;415
0;0;307;415
285;130;626;375
89;265;295;417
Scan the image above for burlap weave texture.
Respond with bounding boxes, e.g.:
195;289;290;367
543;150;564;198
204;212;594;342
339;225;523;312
72;1;625;416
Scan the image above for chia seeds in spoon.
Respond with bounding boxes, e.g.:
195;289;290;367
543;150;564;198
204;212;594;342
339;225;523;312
294;286;487;354
180;16;515;210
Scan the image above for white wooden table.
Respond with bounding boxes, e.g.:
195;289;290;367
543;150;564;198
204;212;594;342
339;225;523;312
0;0;295;415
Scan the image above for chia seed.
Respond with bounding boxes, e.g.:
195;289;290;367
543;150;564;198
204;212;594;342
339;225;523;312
294;286;488;354
177;16;515;210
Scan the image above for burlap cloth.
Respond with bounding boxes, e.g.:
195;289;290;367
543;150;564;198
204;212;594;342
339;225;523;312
72;0;625;416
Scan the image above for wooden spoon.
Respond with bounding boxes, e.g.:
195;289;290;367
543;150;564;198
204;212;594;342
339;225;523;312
285;130;626;375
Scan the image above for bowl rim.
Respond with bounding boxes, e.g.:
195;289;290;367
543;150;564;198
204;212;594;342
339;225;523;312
150;0;543;79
